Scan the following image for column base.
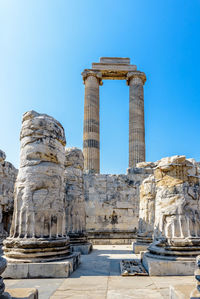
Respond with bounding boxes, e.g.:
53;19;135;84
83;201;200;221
142;252;196;276
2;252;80;279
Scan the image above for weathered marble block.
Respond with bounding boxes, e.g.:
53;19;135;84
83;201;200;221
3;111;70;263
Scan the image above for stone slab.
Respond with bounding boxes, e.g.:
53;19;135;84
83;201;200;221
142;253;196;276
99;57;130;64
132;242;149;254
2;253;80;279
170;284;199;299
71;243;92;255
5;288;38;299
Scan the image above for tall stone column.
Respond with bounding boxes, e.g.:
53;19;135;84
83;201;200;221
127;71;146;168
82;70;102;174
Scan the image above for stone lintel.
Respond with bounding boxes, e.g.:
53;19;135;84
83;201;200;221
100;57;130;64
91;64;137;80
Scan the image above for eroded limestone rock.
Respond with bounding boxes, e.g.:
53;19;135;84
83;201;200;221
65;147;87;245
0;150;17;245
3;110;70;263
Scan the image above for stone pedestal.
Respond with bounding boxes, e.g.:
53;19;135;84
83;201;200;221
127;72;146;168
65;148;92;254
143;156;200;276
3;111;79;278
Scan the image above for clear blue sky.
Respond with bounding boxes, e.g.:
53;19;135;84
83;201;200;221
1;1;200;173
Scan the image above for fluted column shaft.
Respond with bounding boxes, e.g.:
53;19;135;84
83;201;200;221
82;71;102;174
127;72;146;167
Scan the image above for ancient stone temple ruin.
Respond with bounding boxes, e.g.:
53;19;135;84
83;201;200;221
0;58;199;299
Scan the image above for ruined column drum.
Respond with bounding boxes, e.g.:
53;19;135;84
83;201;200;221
3;110;70;263
133;174;156;253
143;156;200;275
82;70;102;174
127;72;146;168
65;147;87;243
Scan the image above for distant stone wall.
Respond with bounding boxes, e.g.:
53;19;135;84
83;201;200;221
84;165;154;243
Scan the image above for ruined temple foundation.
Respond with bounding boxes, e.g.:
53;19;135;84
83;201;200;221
2;111;80;278
142;156;200;276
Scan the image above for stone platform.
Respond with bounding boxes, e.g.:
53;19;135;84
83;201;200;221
4;245;197;299
132;242;149;254
71;243;92;255
2;253;80;279
143;253;196;276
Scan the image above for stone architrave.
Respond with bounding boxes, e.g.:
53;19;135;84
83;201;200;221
3;110;71;263
82;70;102;174
0;150;17;246
127;71;146;168
65;147;92;254
133;174;156;253
143;155;200;276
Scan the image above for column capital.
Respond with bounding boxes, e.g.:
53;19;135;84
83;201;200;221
81;69;103;86
126;71;146;86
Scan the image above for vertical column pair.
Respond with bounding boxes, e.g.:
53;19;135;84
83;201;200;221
82;70;102;174
82;70;146;173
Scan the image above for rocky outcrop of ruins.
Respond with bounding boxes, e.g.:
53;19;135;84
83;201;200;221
3;110;70;263
0;150;17;246
64;147;87;245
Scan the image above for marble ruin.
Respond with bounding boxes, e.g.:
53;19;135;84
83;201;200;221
143;155;200;275
0;150;17;247
3;111;71;263
82;57;146;173
0;57;199;298
65;147;92;254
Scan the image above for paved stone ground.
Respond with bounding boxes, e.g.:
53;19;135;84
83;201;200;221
4;245;195;299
